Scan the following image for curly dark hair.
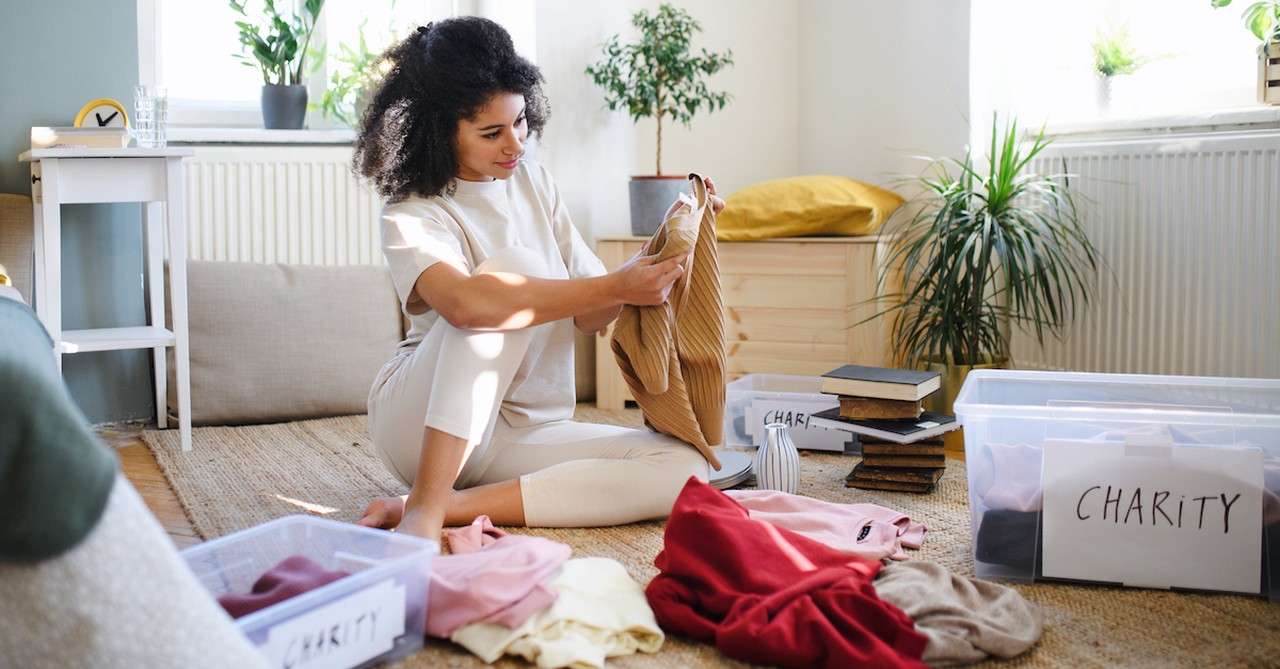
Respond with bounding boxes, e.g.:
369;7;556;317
353;16;550;200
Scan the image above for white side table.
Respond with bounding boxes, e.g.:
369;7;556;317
19;147;195;451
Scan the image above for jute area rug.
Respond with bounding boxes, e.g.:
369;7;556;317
142;406;1280;669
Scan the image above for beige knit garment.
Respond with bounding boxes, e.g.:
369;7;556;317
611;174;726;471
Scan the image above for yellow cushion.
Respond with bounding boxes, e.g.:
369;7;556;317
714;175;904;241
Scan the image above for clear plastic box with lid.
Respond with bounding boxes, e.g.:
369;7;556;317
181;515;438;668
954;369;1280;601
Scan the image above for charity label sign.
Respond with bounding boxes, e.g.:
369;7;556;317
747;398;845;451
259;578;406;669
1041;436;1263;594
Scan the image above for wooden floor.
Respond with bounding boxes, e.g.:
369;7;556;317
96;423;202;549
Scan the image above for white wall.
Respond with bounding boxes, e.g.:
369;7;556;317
534;0;970;242
799;0;971;186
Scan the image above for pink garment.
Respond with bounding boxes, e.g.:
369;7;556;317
725;489;926;561
217;555;350;619
426;516;572;638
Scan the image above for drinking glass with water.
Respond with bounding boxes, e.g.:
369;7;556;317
132;85;168;148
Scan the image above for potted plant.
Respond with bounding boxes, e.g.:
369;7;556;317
871;115;1103;430
1211;0;1280;104
230;0;326;129
1090;22;1151;115
585;3;734;236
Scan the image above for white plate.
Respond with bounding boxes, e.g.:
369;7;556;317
710;449;754;490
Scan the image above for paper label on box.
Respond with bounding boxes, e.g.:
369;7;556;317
746;398;845;451
259;578;407;669
1041;438;1263;594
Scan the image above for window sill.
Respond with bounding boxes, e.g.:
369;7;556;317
167;128;356;145
1044;106;1280;142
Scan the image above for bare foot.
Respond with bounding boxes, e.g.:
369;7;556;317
357;495;407;530
395;506;443;543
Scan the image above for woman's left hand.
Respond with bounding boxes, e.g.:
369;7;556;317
703;176;726;216
663;175;726;220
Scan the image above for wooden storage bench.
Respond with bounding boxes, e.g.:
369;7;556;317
593;236;895;410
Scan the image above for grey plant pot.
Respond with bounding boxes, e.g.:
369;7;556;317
261;84;308;130
629;176;689;237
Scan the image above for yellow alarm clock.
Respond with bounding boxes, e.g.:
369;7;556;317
74;98;129;128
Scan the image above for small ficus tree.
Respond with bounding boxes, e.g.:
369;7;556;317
585;3;734;175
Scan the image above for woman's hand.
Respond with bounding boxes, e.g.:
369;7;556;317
662;175;726;221
610;250;688;307
704;176;726;216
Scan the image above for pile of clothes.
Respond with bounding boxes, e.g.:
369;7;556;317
649;478;1042;668
220;478;1043;668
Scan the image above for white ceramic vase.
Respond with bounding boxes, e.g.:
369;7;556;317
754;422;800;494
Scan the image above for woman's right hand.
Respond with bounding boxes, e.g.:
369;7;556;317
611;250;688;306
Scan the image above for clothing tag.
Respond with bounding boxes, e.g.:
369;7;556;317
1123;433;1174;458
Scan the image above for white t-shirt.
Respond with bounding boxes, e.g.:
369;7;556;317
379;161;607;427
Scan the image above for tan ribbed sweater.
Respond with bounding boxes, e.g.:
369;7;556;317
611;174;726;470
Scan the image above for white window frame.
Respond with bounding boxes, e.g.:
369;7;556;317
971;0;1279;144
137;0;534;132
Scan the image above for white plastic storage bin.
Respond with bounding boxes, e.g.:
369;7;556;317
723;373;853;452
954;369;1280;601
181;515;438;669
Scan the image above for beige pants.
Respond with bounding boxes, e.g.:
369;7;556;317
368;248;707;527
0;475;271;669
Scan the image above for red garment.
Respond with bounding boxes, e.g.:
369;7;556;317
217;555;350;619
646;478;928;669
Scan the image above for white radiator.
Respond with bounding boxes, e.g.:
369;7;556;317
1013;128;1280;379
182;145;385;266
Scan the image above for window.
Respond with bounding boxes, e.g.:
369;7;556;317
137;0;534;129
971;0;1263;132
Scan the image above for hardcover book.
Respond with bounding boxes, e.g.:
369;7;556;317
859;440;945;456
847;461;945;485
861;453;947;468
837;396;923;420
845;478;937;493
820;364;941;402
807;407;958;444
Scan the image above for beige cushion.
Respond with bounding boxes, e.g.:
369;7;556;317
170;260;402;426
0;194;33;302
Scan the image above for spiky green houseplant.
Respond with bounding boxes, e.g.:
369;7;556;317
875;116;1102;375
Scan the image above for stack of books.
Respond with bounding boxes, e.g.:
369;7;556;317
806;364;958;493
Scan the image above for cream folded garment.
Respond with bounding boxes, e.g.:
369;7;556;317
452;557;664;669
431;517;664;669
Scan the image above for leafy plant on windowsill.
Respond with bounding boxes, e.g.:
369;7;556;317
310;19;393;128
1091;22;1151;77
584;3;734;176
1211;0;1280;46
230;0;326;85
870;115;1103;369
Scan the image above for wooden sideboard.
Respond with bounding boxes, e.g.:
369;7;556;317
593;236;896;410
